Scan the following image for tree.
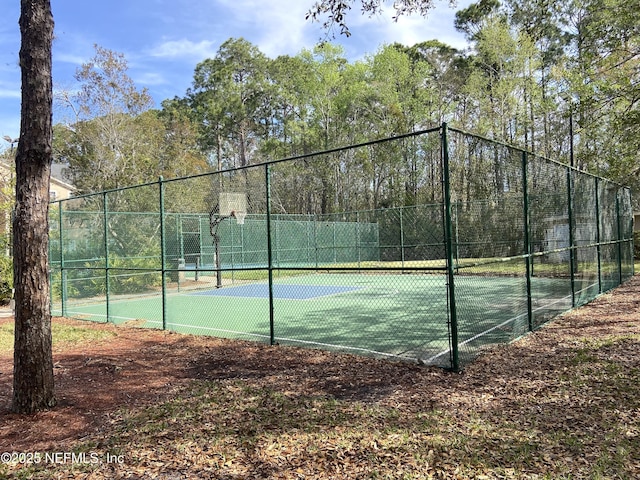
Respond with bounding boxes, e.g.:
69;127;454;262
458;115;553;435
558;0;640;178
55;45;155;194
157;99;210;180
404;40;469;125
13;0;56;413
189;38;272;171
464;16;540;144
293;44;350;213
453;0;501;41
504;0;567;156
0;148;15;304
262;54;314;160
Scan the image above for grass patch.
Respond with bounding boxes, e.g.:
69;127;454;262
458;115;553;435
0;321;116;354
0;323;13;352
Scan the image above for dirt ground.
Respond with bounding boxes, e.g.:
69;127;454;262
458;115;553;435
0;276;639;474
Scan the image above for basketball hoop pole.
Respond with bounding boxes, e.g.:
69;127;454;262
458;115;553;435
209;210;245;288
209;210;229;288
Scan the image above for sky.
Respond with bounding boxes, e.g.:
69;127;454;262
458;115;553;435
0;0;472;148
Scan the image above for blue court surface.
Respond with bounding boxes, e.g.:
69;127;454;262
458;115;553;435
187;283;361;300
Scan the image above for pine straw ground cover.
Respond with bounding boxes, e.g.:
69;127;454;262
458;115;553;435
0;278;639;479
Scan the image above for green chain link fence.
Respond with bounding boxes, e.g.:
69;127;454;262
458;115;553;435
49;124;634;370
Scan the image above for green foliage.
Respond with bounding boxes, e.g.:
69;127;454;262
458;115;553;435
50;206;165;301
0;154;13;306
306;0;443;38
189;38;272;171
0;247;12;305
50;269;78;302
51;0;640;210
54;45;208;196
52;252;162;301
0;255;13;305
105;255;163;296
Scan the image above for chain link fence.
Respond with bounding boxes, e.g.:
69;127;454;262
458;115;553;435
49;124;634;370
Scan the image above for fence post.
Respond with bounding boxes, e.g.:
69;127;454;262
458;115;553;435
307;213;312;265
566;168;576;307
595;177;602;293
441;122;459;371
399;207;405;270
331;220;338;263
276;217;281;268
356;210;362;269
59;202;66;318
454;202;460;271
103;192;110;322
265;164;275;345
239;217;245;270
522;151;533;331
616;191;623;285
159;177;167;330
176;214;183;292
314;214;319;269
631;189;636;278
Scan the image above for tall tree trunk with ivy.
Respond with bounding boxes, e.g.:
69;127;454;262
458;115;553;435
13;0;56;413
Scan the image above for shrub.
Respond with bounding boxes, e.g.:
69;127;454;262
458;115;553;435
0;248;12;306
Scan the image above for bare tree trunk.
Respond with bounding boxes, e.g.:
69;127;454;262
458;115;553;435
13;0;56;414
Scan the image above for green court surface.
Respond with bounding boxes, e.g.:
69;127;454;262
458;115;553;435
54;271;579;365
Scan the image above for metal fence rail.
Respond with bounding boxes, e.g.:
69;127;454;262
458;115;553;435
49;123;634;370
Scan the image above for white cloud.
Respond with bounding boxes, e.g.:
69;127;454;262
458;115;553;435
55;52;87;65
147;0;318;63
148;0;469;66
206;0;317;57
0;88;20;99
149;39;218;61
134;71;168;87
53;31;98;67
349;1;470;51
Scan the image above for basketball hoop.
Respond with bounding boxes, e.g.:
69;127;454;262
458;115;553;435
232;210;246;225
210;192;247;288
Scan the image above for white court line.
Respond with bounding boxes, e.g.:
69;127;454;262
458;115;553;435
423;291;578;364
165;321;269;338
272;336;404;359
165;321;406;359
59;310;134;322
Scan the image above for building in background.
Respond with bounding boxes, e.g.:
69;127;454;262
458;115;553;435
49;163;75;201
0;161;75;254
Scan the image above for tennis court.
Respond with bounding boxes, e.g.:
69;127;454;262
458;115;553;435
49;125;634;370
52;270;576;366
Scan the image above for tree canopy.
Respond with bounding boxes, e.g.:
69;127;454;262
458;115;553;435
54;0;640;207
